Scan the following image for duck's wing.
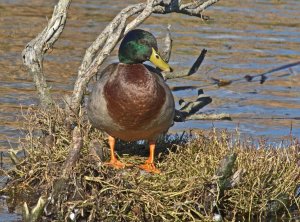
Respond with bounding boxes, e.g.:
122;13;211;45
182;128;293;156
95;63;118;80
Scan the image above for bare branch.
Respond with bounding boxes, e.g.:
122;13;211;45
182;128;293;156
188;49;207;75
153;0;218;18
125;0;157;33
68;0;160;115
62;126;82;177
186;113;232;121
77;2;152;75
174;89;212;122
173;88;231;122
163;49;207;80
68;0;220;115
22;0;72;108
160;24;172;62
180;0;219;17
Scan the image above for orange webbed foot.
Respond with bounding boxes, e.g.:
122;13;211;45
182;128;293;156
105;135;133;170
104;159;126;169
138;160;161;174
138;141;161;174
104;159;133;169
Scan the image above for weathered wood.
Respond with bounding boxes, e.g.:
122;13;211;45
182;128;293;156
174;89;213;122
160;24;172;63
216;153;237;191
89;139;110;162
46;126;82;214
8;149;20;165
211;153;237;221
22;0;71;108
186;113;232;121
62;126;82;177
68;0;220;115
23;196;47;222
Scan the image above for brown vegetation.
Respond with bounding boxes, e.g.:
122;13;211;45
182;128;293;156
1;106;299;221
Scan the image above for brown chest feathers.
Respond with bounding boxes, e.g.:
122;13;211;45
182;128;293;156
104;64;166;130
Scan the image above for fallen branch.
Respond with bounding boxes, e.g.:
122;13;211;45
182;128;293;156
89;139;110;162
173;88;231;122
215;153;238;191
62;126;82;177
42;126;83;216
186;113;232;121
170;60;300;92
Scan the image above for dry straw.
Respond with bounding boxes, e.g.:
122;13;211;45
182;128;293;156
1;105;299;221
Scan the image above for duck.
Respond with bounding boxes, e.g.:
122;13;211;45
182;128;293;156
87;29;175;174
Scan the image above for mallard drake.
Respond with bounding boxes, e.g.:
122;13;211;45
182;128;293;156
87;29;175;173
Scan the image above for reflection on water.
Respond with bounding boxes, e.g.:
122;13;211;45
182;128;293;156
0;0;300;220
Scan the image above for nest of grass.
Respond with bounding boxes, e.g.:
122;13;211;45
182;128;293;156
1;105;299;221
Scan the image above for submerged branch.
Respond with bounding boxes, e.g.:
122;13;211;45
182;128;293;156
171;60;300;92
174;88;231;122
174;89;212;122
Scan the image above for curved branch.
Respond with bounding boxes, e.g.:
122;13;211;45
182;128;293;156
153;0;218;18
77;2;151;75
68;0;159;114
22;0;72;108
68;0;220;115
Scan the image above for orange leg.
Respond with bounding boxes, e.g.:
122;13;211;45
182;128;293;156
104;135;126;169
138;141;161;174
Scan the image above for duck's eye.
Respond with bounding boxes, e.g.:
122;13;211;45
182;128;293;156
155;54;160;59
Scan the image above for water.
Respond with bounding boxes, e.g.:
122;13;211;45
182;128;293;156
0;0;300;220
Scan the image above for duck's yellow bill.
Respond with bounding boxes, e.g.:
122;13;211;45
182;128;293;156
149;48;173;72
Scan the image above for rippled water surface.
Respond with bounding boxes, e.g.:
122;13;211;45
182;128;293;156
0;0;300;220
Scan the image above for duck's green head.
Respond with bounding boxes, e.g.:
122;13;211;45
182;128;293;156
118;29;172;72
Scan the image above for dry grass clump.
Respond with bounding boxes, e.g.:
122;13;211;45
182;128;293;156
1;106;299;221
